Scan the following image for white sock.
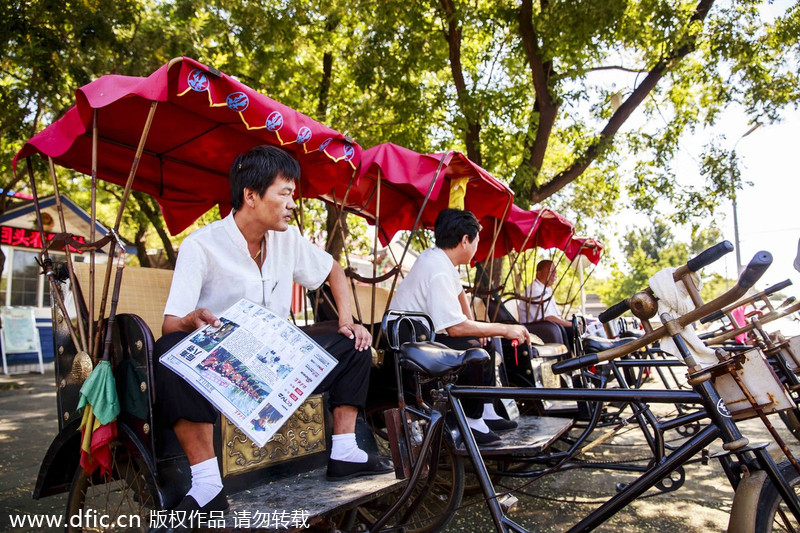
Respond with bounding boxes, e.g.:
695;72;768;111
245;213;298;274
482;402;503;421
466;417;490;433
330;433;368;463
186;457;223;507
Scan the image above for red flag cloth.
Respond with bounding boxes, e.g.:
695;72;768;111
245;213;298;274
14;57;361;235
79;405;118;478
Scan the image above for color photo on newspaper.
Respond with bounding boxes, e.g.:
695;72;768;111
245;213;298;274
160;298;338;447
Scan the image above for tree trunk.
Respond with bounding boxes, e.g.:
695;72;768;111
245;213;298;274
131;191;177;268
527;0;716;204
134;225;151;268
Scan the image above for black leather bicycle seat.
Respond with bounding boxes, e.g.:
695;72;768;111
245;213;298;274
398;341;490;377
583;336;635;354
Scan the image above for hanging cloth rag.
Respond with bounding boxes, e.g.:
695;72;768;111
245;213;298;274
648;267;717;367
448;177;468;210
77;360;121;477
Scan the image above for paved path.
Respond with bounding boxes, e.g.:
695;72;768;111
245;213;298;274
1;369;799;532
0;370;65;531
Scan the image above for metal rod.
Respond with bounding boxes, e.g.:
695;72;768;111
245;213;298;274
95;100;158;354
89;110;98;358
25;159;83;353
47;157;88;354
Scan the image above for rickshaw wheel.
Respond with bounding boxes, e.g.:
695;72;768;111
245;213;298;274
778;409;800;443
754;460;800;532
66;440;160;532
354;442;465;533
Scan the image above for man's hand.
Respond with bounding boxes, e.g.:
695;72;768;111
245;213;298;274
163;308;221;335
338;321;372;351
503;324;530;345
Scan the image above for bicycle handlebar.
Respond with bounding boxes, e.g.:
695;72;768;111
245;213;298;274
686;241;734;273
552;250;772;375
699;278;793;324
599;241;733;325
598;299;630;324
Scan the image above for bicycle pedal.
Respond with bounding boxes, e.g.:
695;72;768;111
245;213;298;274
615;482;629;493
498;494;519;513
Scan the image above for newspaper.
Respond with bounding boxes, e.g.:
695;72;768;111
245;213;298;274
160;298;337;447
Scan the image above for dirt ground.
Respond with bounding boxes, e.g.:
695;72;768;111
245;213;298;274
1;369;798;532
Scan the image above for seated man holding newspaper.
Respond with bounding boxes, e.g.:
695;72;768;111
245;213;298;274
389;208;530;446
154;146;392;519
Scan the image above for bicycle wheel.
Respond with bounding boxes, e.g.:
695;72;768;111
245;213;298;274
754;460;800;532
778;409;800;443
66;440;160;532
355;439;465;533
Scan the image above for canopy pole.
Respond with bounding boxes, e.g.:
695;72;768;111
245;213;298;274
483;196;512;291
324;167;358;255
494;210;544;322
560;243;586;318
47;157;88;355
547;228;574;319
296;179;306;326
386;151;451;315
88;110;98;357
25;159;83;361
329;189;362;325
370;169;382;342
95;100;158;357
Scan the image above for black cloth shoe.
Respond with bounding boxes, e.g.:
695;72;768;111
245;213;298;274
326;453;394;481
485;417;518;432
470;427;502;447
149;490;229;533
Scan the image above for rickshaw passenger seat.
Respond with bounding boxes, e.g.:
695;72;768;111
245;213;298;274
398;341;490;377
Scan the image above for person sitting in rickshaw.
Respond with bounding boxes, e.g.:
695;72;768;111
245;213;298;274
154;145;392;518
518;259;574;351
389;208;530;446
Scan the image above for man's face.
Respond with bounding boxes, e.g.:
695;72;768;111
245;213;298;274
545;265;557;286
251;175;296;231
462;233;480;263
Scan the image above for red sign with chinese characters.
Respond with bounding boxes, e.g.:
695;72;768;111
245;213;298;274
0;226;86;253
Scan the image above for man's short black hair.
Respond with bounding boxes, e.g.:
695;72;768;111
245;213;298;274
434;208;481;249
536;259;554;273
229;145;300;210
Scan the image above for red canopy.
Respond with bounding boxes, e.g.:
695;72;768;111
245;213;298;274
564;237;604;265
474;205;575;262
341;144;513;244
14;57;361;235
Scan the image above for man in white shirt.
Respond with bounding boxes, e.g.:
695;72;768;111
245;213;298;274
390;209;530;446
154;146;391;523
518;259;574;349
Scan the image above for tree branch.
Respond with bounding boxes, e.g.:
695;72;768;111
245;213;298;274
518;0;559;181
530;0;716;204
439;0;481;164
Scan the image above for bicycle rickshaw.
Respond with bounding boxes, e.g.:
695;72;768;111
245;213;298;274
15;57;578;532
15;57;800;533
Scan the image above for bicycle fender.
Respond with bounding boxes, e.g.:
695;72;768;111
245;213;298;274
32;417;83;499
728;469;768;533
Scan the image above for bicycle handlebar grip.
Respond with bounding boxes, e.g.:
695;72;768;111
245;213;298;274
738;251;773;290
765;279;793;296
686;241;734;273
598;299;630;324
551;354;599;375
699;309;725;325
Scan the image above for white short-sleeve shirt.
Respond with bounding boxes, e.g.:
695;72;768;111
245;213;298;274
164;212;333;320
517;279;559;323
389;247;466;333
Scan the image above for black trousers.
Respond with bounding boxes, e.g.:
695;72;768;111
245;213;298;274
430;333;496;419
154;321;372;427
